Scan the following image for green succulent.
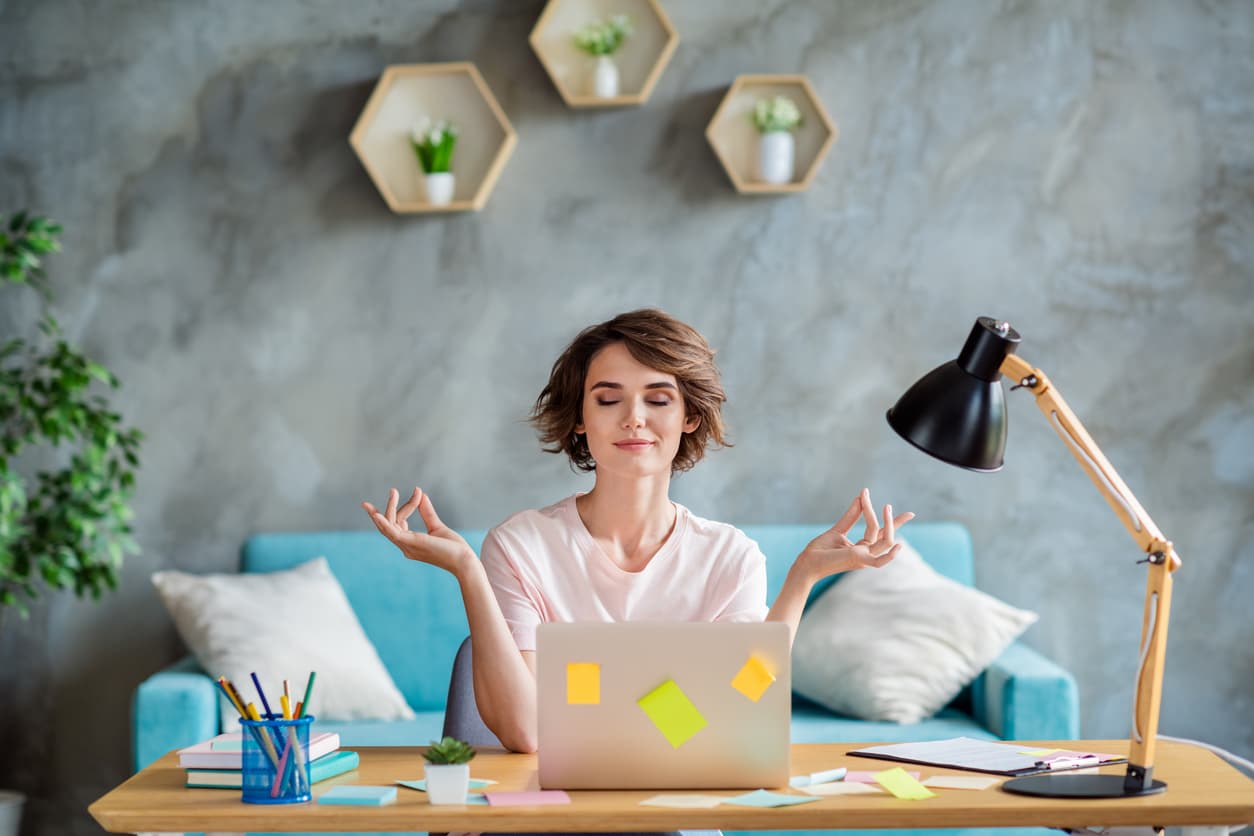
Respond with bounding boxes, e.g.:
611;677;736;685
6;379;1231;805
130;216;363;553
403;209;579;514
424;736;476;765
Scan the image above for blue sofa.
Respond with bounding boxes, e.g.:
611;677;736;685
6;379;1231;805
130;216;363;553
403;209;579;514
134;521;1078;836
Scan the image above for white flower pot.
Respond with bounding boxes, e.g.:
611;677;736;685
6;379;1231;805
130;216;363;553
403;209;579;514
758;131;795;185
424;172;455;206
424;763;470;805
592;55;619;98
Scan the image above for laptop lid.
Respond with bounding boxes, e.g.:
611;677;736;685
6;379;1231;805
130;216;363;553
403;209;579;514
536;621;791;789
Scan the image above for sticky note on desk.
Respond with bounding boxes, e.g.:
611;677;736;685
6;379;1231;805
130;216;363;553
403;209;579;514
397;778;496;792
484;790;571;806
318;785;398;806
799;781;883;796
730;655;775;702
637;679;707;748
874;768;936;800
567;662;600;704
724;789;820;808
846;770;919;783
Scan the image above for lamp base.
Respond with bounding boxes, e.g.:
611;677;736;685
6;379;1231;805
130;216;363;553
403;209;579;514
1002;774;1167;798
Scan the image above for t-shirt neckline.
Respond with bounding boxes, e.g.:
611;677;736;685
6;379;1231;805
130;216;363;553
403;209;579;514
564;493;687;577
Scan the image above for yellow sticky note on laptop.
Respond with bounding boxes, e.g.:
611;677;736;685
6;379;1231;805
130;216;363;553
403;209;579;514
637;679;707;748
566;663;600;705
874;767;936;800
730;655;775;702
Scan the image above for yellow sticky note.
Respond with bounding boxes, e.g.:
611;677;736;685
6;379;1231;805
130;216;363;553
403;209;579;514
730;655;776;702
1017;748;1060;756
874;767;936;800
566;663;600;705
637;679;707;748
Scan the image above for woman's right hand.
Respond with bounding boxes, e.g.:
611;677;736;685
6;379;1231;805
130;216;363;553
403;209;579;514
362;487;476;576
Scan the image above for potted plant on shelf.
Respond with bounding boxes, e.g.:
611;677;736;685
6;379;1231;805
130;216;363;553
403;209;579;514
1;211;143;836
423;736;477;804
410;118;460;206
573;14;632;98
752;95;804;185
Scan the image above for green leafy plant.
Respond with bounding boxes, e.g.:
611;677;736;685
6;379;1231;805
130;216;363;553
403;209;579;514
423;736;476;765
0;211;143;621
752;96;804;134
410;119;459;175
573;15;632;56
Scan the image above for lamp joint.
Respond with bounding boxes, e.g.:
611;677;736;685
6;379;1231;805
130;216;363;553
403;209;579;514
1010;374;1038;391
1136;552;1167;566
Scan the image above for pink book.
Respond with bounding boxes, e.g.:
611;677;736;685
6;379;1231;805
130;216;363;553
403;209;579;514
177;731;339;768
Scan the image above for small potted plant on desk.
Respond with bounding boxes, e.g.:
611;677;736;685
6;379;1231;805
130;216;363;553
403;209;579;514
573;14;632;98
410;118;459;206
423;736;476;804
752;95;803;185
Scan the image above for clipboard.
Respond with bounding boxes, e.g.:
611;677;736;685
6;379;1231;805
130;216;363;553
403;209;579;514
847;737;1127;777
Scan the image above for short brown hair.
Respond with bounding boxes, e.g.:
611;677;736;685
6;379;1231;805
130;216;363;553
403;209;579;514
531;309;730;473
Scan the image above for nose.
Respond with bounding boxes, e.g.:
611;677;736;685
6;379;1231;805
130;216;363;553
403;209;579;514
622;400;646;429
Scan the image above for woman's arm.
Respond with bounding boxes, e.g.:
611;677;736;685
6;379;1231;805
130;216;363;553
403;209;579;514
768;488;915;645
363;487;538;752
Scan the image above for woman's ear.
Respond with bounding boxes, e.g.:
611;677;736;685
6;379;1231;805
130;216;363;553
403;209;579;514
684;414;701;433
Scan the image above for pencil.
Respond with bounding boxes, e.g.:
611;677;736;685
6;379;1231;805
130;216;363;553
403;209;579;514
250;672;275;719
215;678;247;718
296;672;316;718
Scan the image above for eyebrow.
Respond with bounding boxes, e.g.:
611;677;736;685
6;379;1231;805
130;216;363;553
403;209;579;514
589;381;678;392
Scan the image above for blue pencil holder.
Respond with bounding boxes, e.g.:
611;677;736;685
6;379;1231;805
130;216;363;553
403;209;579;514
240;714;314;804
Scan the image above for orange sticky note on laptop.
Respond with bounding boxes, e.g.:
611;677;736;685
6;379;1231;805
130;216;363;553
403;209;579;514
566;663;600;705
730;655;776;702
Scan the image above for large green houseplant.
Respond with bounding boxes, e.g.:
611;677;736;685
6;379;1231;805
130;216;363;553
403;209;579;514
0;211;143;634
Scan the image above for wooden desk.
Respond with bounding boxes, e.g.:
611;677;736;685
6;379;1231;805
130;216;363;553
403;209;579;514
90;740;1253;834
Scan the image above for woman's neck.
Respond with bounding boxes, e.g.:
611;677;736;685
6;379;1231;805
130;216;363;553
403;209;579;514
575;474;676;567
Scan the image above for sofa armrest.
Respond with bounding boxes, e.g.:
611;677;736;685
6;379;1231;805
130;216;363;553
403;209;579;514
132;655;221;772
972;641;1080;740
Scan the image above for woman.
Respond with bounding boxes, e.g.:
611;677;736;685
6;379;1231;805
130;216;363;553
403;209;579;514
364;309;913;753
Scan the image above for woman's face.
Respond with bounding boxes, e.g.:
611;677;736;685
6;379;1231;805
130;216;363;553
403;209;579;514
575;342;700;478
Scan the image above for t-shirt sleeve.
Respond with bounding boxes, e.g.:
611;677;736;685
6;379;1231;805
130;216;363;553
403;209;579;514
480;527;544;651
712;541;770;623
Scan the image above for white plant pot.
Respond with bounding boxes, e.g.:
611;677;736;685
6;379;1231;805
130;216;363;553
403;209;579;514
0;791;23;836
424;172;455;206
758;131;795;185
424;763;470;805
592;55;619;98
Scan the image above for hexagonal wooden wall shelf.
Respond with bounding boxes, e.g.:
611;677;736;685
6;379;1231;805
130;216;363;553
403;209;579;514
349;62;517;213
530;0;678;108
706;74;838;194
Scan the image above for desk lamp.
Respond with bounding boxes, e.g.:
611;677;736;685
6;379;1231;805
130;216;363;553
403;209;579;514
886;316;1180;798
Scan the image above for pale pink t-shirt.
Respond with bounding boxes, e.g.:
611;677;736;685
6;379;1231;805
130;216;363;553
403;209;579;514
481;494;769;651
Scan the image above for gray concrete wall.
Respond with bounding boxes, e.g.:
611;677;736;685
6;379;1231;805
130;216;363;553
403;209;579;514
1;1;1251;832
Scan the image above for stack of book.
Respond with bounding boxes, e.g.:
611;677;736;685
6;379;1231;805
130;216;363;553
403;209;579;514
178;730;358;789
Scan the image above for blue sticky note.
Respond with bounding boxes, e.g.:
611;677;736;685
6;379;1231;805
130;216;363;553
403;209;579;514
318;785;398;806
724;789;820;808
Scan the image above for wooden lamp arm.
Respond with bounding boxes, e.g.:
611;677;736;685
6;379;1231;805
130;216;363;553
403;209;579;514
998;352;1180;790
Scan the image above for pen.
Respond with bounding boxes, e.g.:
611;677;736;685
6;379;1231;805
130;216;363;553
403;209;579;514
251;672;275;719
297;671;317;718
1036;755;1101;770
790;767;847;787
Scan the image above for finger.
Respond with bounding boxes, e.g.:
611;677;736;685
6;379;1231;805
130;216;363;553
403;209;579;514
893;511;916;530
368;511;395;539
362;501;378;515
829;495;862;536
417;491;446;533
385;488;399;523
860;488;880;539
868;543;901;567
883;503;895;544
396;487;422;525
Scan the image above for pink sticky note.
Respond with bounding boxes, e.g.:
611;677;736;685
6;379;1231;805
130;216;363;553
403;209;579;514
846;770;920;783
484;790;572;807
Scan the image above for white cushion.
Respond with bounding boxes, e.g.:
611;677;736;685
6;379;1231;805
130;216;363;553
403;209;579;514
152;557;415;727
792;540;1037;723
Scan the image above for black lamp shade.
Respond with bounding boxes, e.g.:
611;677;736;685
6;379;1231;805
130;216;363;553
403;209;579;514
886;317;1022;472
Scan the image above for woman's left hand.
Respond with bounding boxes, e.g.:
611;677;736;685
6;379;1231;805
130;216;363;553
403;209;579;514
798;487;916;581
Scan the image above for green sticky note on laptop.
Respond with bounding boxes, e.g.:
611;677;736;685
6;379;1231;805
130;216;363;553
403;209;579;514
637;679;707;748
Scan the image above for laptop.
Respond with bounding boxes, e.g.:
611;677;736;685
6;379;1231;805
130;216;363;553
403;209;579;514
536;621;791;789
